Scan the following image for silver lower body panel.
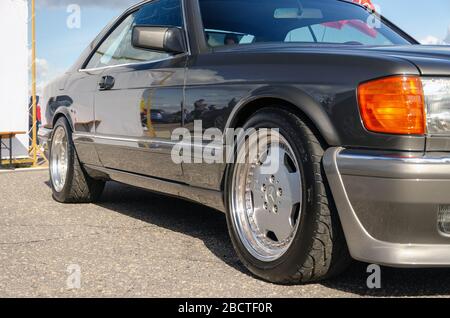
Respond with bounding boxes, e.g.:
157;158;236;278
323;147;450;267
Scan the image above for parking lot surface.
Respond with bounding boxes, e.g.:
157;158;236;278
1;170;450;298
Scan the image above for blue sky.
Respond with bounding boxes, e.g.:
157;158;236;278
31;0;450;92
376;0;450;43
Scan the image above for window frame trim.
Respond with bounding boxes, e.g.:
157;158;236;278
79;0;190;73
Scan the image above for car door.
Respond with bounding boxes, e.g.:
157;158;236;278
86;0;187;181
59;69;105;166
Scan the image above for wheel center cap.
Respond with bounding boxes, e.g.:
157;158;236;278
265;184;277;207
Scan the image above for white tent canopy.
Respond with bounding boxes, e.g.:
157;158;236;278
0;0;29;159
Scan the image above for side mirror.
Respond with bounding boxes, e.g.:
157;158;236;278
132;26;186;54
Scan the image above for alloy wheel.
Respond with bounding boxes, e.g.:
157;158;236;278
230;130;303;262
50;126;69;192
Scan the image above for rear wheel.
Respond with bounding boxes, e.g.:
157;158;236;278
50;117;105;203
225;108;350;284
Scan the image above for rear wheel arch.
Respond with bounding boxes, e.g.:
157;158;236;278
52;109;74;132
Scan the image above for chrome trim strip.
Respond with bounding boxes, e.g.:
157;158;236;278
338;152;450;164
336;148;450;179
73;133;222;151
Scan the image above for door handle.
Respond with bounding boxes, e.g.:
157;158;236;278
99;75;115;90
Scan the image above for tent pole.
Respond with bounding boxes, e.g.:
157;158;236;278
31;0;38;167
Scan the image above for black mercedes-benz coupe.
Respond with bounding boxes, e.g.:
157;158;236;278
40;0;450;284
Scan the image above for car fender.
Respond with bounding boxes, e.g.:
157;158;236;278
52;107;74;131
225;85;340;146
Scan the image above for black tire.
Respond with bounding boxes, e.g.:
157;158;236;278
225;107;351;284
50;117;105;203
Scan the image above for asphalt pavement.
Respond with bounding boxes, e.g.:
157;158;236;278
1;170;450;298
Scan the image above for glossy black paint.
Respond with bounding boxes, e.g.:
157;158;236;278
42;0;450;195
94;55;186;182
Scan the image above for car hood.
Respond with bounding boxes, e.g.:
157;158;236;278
220;44;450;76
362;45;450;76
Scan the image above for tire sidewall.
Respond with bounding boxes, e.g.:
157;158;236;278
225;109;320;282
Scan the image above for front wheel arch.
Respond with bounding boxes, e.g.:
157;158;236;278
225;88;340;146
221;98;330;193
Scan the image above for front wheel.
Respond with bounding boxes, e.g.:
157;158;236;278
50;117;105;203
225;108;350;284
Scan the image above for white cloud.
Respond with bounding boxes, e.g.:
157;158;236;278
28;50;62;96
421;35;445;45
421;25;450;45
38;0;137;9
444;25;450;44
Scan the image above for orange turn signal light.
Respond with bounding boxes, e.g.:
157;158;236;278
358;76;426;135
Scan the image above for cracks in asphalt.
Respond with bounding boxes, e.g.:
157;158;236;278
0;223;151;230
0;222;157;246
0;232;107;246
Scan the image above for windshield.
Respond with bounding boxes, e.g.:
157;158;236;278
199;0;411;47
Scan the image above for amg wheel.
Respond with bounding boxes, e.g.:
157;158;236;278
50;117;105;203
231;129;303;262
225;107;350;284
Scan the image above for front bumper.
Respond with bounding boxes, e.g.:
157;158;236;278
323;147;450;267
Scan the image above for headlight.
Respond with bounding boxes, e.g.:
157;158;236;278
422;78;450;136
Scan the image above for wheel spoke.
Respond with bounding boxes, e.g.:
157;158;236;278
253;207;293;242
252;165;267;190
282;171;302;205
270;214;295;242
253;205;273;233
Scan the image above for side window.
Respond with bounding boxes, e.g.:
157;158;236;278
134;0;183;26
205;31;255;47
308;22;392;45
85;0;183;69
285;27;315;42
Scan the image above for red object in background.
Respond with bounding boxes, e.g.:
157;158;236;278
352;0;376;11
37;104;41;122
321;0;377;38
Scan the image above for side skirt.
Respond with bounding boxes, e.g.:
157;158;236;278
84;164;226;213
